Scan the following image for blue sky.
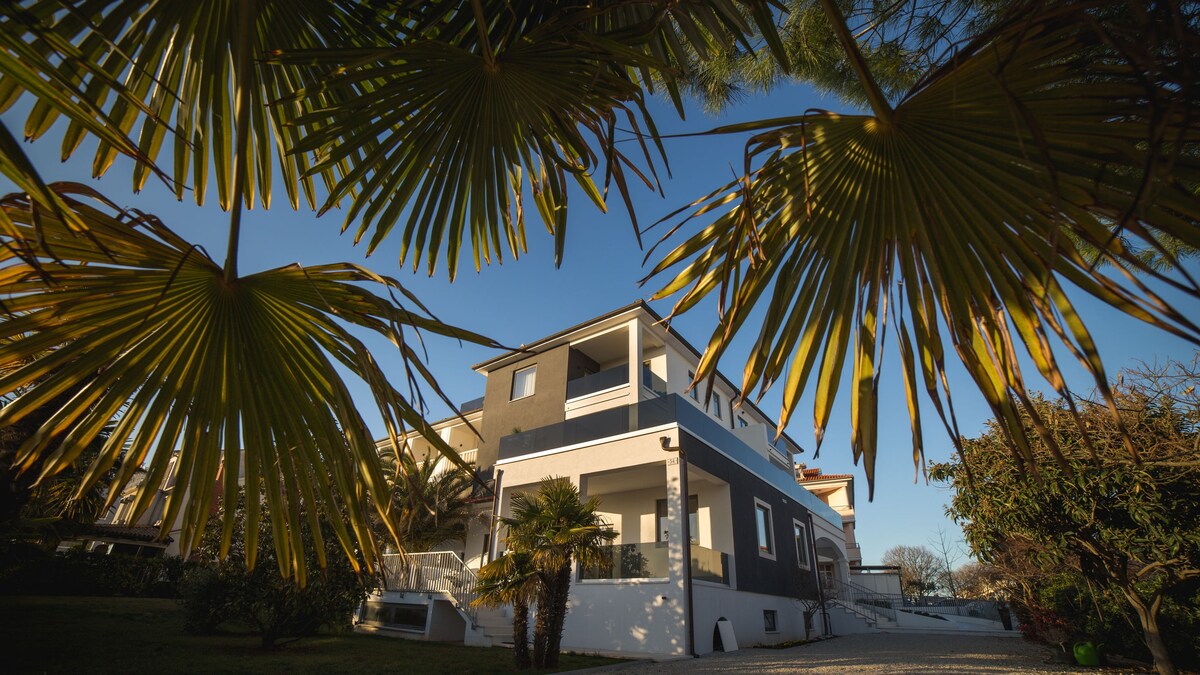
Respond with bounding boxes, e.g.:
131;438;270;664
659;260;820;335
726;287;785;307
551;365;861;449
5;78;1198;569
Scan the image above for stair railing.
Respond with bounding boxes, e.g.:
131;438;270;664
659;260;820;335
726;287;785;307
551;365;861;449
381;551;480;625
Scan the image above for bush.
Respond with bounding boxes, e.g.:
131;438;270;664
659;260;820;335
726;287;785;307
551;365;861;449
0;543;193;597
179;495;376;648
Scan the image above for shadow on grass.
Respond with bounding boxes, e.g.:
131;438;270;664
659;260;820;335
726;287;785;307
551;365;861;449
1;596;624;674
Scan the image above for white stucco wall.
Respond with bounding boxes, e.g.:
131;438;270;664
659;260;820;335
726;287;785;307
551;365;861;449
693;585;821;653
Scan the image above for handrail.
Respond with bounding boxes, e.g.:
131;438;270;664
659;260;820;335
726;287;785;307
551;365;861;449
825;578;898;623
381;551;480;625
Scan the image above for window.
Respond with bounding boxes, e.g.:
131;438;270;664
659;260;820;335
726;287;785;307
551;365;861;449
793;520;811;570
657;496;699;544
710;392;723;419
755;499;775;558
763;609;778;633
737;416;749;429
687;370;698;400
362;602;429;632
510;366;536;400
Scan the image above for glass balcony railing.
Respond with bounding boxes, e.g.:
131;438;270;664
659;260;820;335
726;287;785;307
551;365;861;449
690;545;730;584
579;542;729;585
580;542;668;580
566;365;629;400
497;395;843;528
641;367;668;396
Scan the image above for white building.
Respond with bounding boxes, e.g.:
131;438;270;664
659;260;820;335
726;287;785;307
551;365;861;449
363;302;853;657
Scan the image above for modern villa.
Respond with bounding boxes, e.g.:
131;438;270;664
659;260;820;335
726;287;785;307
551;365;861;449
362;302;856;657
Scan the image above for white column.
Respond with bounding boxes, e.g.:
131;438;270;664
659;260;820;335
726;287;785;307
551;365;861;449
664;454;689;655
627;318;642;405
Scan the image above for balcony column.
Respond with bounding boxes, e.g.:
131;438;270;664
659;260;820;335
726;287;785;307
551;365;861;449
627;319;641;405
663;451;691;655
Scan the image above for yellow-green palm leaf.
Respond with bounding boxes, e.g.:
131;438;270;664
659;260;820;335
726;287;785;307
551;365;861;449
0;185;502;582
279;0;782;278
0;0;395;212
647;2;1200;495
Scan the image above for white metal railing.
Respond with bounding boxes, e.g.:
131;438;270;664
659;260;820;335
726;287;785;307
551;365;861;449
457;448;478;465
824;578;899;623
381;552;479;624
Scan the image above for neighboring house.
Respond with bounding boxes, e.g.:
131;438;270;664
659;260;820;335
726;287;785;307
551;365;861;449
362;302;849;658
794;464;862;571
88;452;204;558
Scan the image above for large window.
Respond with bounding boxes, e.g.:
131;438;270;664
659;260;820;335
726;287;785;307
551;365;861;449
755;499;775;559
793;520;811;570
510;365;536;400
657;495;699;545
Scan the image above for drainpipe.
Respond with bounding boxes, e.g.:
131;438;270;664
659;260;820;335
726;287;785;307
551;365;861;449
661;436;696;658
808;513;831;636
489;469;504;564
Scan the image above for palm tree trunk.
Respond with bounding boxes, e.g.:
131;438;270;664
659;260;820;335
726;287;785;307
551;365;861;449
512;598;531;670
544;564;573;668
532;585;552;669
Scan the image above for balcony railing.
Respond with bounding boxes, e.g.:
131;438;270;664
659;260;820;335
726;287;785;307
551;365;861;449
641;366;668;396
566;365;629;400
581;542;668;580
496;395;843;528
579;542;729;585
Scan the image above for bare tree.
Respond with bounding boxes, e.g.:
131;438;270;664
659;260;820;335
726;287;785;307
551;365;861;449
881;545;942;601
931;526;964;598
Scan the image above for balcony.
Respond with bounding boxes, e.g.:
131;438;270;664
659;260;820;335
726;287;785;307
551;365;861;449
579;542;729;585
566;365;629;400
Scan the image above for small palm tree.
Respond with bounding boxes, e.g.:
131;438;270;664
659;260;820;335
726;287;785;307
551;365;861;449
472;551;540;670
379;451;481;554
504;477;615;669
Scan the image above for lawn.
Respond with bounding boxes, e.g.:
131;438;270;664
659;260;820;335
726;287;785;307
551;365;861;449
1;596;624;674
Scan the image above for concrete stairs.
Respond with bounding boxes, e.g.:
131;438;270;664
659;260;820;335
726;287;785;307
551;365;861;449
827;600;897;634
474;606;515;647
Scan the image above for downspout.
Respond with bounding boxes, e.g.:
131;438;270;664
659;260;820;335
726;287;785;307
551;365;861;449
807;513;831;636
489;468;504;563
662;435;697;658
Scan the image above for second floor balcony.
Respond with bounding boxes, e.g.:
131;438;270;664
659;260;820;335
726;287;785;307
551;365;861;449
497;395;843;529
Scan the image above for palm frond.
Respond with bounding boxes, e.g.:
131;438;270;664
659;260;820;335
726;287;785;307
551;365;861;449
0;0;397;212
646;1;1200;496
0;184;503;582
277;0;783;279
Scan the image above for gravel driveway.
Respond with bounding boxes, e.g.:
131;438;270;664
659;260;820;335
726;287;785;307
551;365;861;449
607;632;1080;674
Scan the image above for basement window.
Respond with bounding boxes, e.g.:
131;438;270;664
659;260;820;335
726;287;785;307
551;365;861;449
763;609;778;633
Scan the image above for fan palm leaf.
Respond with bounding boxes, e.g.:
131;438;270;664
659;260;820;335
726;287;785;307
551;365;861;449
0;3;169;236
646;1;1200;495
277;0;783;278
0;185;502;582
0;0;396;212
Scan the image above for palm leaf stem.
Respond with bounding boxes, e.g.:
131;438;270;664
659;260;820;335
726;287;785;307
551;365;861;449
817;0;894;124
224;0;257;283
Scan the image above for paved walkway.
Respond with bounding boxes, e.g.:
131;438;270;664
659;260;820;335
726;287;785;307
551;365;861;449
610;633;1080;673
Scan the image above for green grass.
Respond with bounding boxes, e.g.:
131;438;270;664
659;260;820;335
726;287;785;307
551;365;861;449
1;596;624;674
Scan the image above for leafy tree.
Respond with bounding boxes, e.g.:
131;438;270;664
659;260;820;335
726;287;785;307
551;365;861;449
0;0;1197;580
931;359;1200;675
472;551;541;670
881;544;942;600
180;494;375;648
502;477;616;669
